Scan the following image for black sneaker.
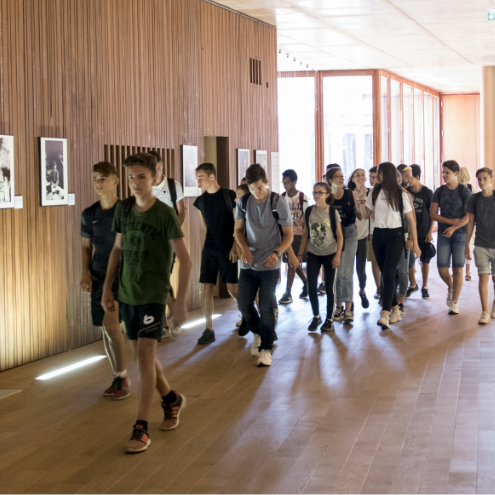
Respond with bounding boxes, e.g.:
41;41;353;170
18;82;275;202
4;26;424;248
398;302;405;315
406;285;418;297
359;292;369;309
308;316;322;331
333;307;344;321
238;318;249;337
317;283;326;295
197;328;215;345
299;283;308;299
279;292;293;305
422;288;430;298
321;319;334;332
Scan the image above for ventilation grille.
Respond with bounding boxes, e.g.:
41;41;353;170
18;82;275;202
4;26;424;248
249;58;262;85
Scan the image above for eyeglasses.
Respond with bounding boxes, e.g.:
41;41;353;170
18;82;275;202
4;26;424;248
332;174;345;180
313;191;326;196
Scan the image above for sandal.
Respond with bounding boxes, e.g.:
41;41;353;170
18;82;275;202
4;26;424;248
465;275;471;281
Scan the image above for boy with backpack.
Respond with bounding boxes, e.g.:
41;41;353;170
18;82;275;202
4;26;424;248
193;162;241;345
465;167;495;324
102;152;191;453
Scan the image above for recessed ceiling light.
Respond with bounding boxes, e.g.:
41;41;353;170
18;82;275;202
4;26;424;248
36;356;107;380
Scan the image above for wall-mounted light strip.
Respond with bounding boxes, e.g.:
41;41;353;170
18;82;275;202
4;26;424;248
181;314;221;330
36;355;107;380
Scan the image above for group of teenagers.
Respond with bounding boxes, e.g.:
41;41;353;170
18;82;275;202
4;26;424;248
79;150;495;454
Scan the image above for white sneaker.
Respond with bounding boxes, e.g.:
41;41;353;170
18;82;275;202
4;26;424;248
169;318;182;337
389;310;402;323
446;288;453;308
491;302;495;319
251;334;261;357
161;326;172;339
377;311;390;330
257;349;272;367
479;312;491;325
449;302;460;315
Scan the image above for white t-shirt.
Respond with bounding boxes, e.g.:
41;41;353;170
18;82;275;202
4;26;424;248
152;178;184;209
354;187;370;240
365;189;412;229
282;191;309;236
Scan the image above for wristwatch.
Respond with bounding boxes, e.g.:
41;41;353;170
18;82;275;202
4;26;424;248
273;250;282;260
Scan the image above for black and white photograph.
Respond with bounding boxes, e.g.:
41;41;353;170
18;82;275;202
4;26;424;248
0;135;14;209
181;144;200;197
40;137;68;206
236;148;250;184
254;149;268;172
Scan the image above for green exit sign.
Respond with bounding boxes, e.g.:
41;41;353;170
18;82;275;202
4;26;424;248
489;12;495;20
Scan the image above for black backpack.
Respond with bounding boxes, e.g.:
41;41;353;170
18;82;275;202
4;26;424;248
304;204;344;252
167;178;178;215
239;191;283;238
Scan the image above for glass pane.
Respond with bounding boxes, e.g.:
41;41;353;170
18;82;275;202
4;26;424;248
414;88;424;170
390;79;402;165
424;93;433;189
278;77;316;197
322;76;373;179
403;84;414;164
433;96;440;189
381;76;390;162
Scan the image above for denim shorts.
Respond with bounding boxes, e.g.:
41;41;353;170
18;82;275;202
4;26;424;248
473;246;495;275
437;230;467;269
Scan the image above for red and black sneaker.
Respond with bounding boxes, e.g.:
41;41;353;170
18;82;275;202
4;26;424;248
113;376;131;400
161;393;186;430
126;425;151;453
103;377;118;397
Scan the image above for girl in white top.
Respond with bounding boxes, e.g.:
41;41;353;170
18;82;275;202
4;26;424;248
362;162;420;330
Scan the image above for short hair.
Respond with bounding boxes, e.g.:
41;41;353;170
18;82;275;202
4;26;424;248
245;163;267;185
410;164;421;179
196;162;216;178
282;169;297;182
148;150;162;163
123;152;157;176
236;183;249;194
476;167;493;178
92;161;117;177
442;160;460;174
458;166;471;185
397;164;408;173
369;166;378;174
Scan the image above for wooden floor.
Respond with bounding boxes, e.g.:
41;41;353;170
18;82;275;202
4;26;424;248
1;260;495;494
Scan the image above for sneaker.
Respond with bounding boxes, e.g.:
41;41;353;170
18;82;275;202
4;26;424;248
299;283;308;299
359;292;369;309
343;308;354;323
169;318;182;337
104;378;118;397
389;310;402;323
479;312;491;325
321;319;335;332
197;328;215;345
308;316;322;331
492;302;495;319
398;302;405;315
374;291;380;300
406;285;418;297
449;302;459;315
126;425;151;454
317;283;326;295
113;376;131;400
278;292;293;305
377;311;390;330
422;288;430;298
161;393;186;430
334;307;344;321
446;288;453;308
251;334;261;357
257;349;272;367
238;318;249;337
161;326;172;338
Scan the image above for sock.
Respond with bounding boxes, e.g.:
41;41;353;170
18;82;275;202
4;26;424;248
135;419;148;431
115;370;127;378
162;390;177;404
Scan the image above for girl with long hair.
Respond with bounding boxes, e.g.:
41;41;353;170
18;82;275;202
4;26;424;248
362;162;421;330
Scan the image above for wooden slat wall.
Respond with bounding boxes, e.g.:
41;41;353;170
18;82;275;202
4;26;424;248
0;0;278;371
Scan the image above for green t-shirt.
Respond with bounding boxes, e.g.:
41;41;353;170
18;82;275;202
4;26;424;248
112;199;184;305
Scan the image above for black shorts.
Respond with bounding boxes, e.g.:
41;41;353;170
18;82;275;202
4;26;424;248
199;248;238;285
282;235;302;263
120;302;165;341
90;279;119;327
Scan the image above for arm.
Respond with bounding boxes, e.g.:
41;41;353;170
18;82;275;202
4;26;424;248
235;218;252;266
263;225;294;267
352;190;363;221
169;237;191;327
229;207;239;263
361;206;373;220
425;219;435;243
333;221;343;269
101;233;122;313
465;214;475;260
430;203;456;226
80;238;92;293
404;210;421;258
442;213;470;238
176;199;185;226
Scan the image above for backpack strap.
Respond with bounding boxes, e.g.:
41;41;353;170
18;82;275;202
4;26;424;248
305;205;313;239
222;188;234;217
120;196;136;234
167;178;178;214
239;192;251;213
299;191;305;212
270;191;284;238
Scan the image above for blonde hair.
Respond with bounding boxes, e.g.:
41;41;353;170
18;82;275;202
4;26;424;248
458;167;471;185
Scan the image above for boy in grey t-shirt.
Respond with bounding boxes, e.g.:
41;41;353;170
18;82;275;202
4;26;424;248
235;164;294;367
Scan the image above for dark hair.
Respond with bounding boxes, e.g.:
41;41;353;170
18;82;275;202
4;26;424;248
369;166;378;174
442;160;460;174
245;163;267;185
372;162;404;212
325;167;342;184
326;163;341;171
282;169;297;182
313;181;333;205
236;183;249;194
92;161;117;177
347;168;365;191
240;176;246;184
411;164;421;179
123;152;157;177
397;164;408;173
148;150;162;163
476;167;494;178
195;162;216;178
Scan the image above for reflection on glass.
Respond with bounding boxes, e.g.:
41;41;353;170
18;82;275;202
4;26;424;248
403;84;414;164
278;77;316;197
433;96;440;189
381;76;390;162
424;93;433;189
323;76;373;179
391;80;402;165
414;88;424;170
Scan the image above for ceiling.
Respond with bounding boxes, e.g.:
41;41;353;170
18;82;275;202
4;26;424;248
212;0;495;93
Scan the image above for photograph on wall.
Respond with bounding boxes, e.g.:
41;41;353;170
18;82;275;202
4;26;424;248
181;144;200;197
255;150;268;172
236;149;250;184
40;137;68;206
270;152;280;194
0;135;15;209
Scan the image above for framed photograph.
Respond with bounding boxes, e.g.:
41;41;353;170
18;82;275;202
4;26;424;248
254;150;268;172
0;135;14;209
236;149;250;184
181;144;200;197
270;152;279;193
40;137;68;206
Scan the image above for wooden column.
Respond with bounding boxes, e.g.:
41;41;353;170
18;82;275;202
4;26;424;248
481;66;495;174
372;69;382;164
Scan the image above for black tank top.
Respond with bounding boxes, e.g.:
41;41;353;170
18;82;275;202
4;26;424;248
332;189;356;228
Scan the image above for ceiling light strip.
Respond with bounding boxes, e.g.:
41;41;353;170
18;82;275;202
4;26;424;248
202;0;276;29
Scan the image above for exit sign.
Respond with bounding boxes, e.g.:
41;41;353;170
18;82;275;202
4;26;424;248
489;12;495;20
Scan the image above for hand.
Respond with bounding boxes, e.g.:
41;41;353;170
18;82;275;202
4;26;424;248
452;218;463;227
173;300;187;328
288;252;299;269
80;274;92;293
425;232;433;243
229;247;239;263
414;245;422;259
332;254;341;269
465;246;471;260
443;226;455;238
101;287;115;313
241;248;253;266
263;252;279;267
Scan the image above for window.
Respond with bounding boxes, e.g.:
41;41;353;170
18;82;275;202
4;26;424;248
381;76;390;162
424;92;433;189
403;84;414;164
433;96;440;189
390;79;402;165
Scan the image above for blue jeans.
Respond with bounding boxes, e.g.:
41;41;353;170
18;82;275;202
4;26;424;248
398;248;410;298
437;230;467;268
238;268;278;351
336;223;358;304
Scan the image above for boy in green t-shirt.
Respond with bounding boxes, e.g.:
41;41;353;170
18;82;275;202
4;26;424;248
102;152;191;454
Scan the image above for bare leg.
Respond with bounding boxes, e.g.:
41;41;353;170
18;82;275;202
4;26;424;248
227;283;238;302
102;332;116;373
438;267;453;290
478;274;490;313
372;261;381;293
102;301;125;372
421;262;430;288
296;265;307;283
452;267;464;302
154;356;171;396
202;283;215;330
408;265;417;288
286;265;296;292
135;338;158;422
